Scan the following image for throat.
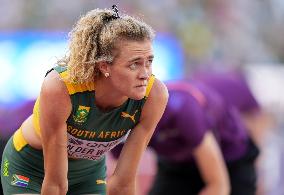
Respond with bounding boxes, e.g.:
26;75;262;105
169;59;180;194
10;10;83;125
94;93;128;112
93;79;128;112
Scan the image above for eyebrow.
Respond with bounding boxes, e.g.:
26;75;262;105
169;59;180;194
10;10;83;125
128;55;154;63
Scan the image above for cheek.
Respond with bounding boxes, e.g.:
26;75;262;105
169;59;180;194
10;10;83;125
111;71;135;89
113;70;132;81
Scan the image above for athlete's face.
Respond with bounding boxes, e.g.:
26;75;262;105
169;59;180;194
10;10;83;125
107;39;154;100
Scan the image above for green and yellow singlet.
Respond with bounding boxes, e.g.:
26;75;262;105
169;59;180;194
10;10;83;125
14;65;155;161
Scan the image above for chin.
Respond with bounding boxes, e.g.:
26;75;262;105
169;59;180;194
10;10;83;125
130;92;145;100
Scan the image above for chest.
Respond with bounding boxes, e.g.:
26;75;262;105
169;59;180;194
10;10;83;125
67;92;144;141
65;92;145;161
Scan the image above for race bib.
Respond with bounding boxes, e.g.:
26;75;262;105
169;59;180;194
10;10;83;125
67;131;130;161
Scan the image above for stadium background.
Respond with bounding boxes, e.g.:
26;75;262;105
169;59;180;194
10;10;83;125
0;1;284;194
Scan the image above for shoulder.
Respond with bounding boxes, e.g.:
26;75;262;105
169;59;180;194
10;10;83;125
40;70;71;114
140;78;168;123
41;70;68;96
148;78;168;103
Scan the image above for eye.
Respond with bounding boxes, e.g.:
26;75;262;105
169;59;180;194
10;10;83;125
129;63;137;70
147;59;153;67
144;60;152;68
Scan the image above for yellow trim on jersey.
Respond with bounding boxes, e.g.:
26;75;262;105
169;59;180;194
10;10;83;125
59;71;95;95
31;73;155;136
33;98;41;137
145;75;155;97
13;127;28;151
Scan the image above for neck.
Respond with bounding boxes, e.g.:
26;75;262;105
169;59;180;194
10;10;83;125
94;78;128;111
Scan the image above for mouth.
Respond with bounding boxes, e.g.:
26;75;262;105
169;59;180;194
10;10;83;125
135;84;147;88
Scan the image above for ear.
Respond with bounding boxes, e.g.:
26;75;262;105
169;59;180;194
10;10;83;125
98;61;111;75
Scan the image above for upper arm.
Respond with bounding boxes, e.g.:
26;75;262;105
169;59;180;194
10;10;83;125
111;79;168;182
40;71;71;137
39;70;71;179
139;78;168;138
109;78;168;158
193;131;228;186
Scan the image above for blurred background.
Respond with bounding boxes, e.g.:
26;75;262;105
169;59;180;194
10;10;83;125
0;0;283;195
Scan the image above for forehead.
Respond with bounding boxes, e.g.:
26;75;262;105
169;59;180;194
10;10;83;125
115;39;153;59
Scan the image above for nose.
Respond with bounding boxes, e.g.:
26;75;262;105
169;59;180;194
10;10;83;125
139;66;150;80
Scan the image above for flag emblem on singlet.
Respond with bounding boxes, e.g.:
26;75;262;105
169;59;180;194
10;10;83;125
73;105;90;124
11;174;30;188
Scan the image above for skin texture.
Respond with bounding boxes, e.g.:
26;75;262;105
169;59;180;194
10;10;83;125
96;39;155;107
19;39;168;195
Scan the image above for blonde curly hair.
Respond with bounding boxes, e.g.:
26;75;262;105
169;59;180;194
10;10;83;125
58;8;155;84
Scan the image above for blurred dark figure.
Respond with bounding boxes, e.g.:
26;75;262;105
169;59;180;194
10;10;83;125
193;70;272;148
193;69;273;194
112;79;259;195
0;100;36;138
0;100;35;194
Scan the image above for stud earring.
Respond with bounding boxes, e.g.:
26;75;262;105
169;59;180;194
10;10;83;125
104;72;110;77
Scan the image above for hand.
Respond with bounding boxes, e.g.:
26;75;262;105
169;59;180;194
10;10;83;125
107;175;136;195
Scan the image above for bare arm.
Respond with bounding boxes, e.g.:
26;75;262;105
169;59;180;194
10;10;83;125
39;71;72;195
242;110;273;147
193;131;230;195
108;79;168;195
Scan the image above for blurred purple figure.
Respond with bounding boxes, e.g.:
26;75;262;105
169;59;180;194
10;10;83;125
193;69;275;195
112;79;259;195
0;99;35;194
0;100;35;157
0;100;35;138
193;70;271;148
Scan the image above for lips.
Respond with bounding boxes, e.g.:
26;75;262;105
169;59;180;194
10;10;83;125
135;84;147;88
135;81;147;87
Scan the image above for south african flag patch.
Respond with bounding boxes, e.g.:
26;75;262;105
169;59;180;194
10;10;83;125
73;105;90;124
11;174;30;188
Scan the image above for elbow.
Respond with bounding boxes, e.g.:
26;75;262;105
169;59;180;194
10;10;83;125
224;172;231;195
221;183;231;195
209;182;231;195
208;176;231;195
57;178;68;193
41;179;68;195
216;165;231;195
223;183;231;195
59;182;68;194
219;177;231;195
